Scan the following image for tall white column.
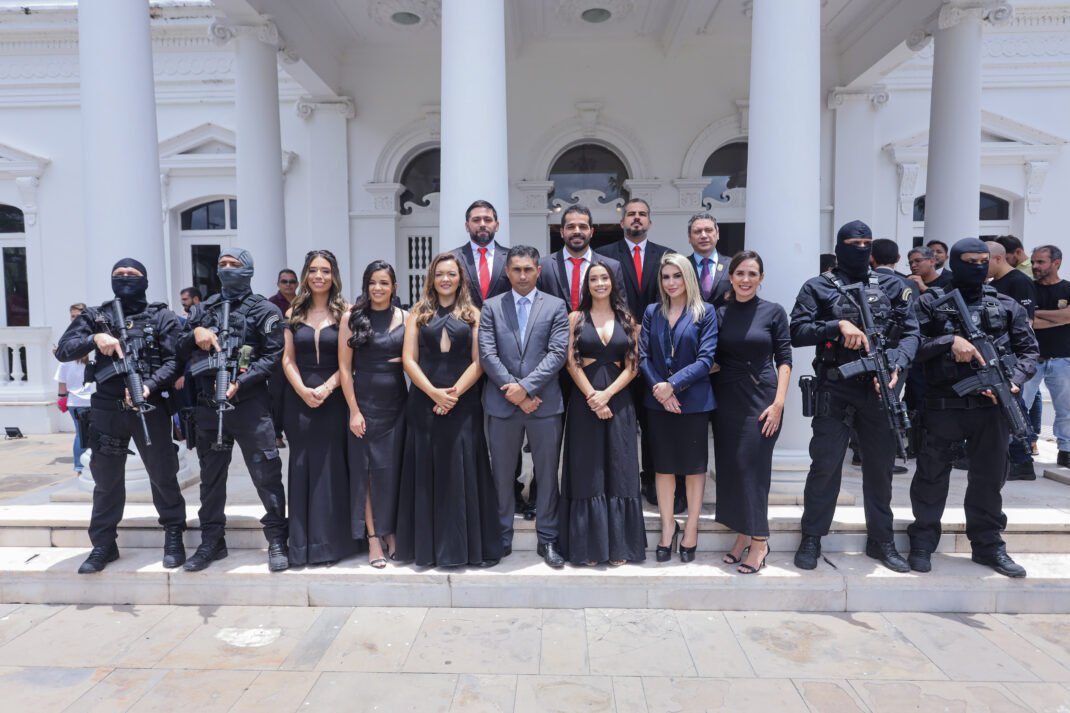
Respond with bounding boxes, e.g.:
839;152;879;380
439;0;511;245
212;20;287;295
78;1;165;302
744;0;822;486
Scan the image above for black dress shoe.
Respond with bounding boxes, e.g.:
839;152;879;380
1007;461;1036;481
537;541;565;567
162;527;186;569
502;544;512;557
182;538;228;572
892;464;909;475
475;558;500;568
78;543;119;574
865;538;909;573
267;541;289;572
794;534;821;570
908;548;931;573
851;453;862;466
972;549;1027;578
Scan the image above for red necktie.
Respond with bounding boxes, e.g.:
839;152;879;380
478;247;490;300
633;245;642;290
568;257;584;311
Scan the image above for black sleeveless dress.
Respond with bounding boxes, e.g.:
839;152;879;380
393;307;503;567
347;307;407;539
560;317;647;564
283;322;358;565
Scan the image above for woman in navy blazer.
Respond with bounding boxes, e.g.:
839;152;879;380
639;252;718;563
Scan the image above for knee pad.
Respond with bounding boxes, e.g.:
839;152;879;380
97;432;132;457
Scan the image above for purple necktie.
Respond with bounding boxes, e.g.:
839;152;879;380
700;258;713;298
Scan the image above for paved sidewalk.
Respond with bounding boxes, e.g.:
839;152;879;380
0;604;1067;712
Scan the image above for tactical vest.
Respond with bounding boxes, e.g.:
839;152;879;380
818;271;899;367
927;285;1011;385
189;292;267;375
86;302;166;383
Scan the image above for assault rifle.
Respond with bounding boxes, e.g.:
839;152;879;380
190;299;239;449
825;281;911;459
105;299;155;445
932;288;1031;441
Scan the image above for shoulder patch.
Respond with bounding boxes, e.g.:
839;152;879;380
901;286;913;302
263;314;280;334
1059;299;1068;309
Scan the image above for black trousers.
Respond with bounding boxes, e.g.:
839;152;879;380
801;380;896;542
87;400;186;547
631;378;654;483
268;363;286;440
194;389;287;544
908;405;1009;556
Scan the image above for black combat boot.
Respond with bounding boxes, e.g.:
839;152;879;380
78;543;119;574
162;527;186;568
267;540;289;572
183;538;228;572
793;534;821;570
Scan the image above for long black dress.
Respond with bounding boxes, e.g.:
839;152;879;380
712;297;792;537
283;322;358;565
394;307;503;567
560;318;647;564
347;307;407;540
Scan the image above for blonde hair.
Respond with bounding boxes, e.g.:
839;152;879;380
411;253;479;327
657;252;707;323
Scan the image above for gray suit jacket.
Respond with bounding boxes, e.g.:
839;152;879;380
478;290;570;418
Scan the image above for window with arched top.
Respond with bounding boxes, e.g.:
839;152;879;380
180;199;237;231
702;141;748;203
0;204;27;328
912;192;1010;222
547;143;629;209
399;148;441;215
0;204;25;234
179;198;238;300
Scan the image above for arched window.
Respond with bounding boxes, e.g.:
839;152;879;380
547;143;629;208
399;148;441;215
179;199;237;300
702;142;747;203
0;204;25;234
180;199;237;231
912;192;1010;222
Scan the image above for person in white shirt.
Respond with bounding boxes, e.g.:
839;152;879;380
55;302;94;474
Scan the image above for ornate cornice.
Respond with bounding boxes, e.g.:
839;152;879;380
909;1;1015;53
827;85;889;111
295;96;356;120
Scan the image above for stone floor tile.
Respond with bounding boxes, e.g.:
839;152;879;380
586;609;695;677
63;668;169;713
612;676;648;713
539;609;588;675
315;607;427;672
849;680;1032;713
125;669;259;712
302;671;457;712
883;612;1038;682
405;608;541;674
1001;682;1070;713
792;680;871;713
674;611;755;678
449;673;517;713
112;607;204;668
0;665;108;712
724;612;945;680
993;614;1070;669
640;676;810;713
278;607;351;670
0;603;63;647
152;605;323;671
0;604;172;668
514;675;615;713
229;670;320;713
955;614;1070;682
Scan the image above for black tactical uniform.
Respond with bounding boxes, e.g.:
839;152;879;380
55;258;186;573
178;247;288;571
907;238;1038;578
790;221;919;571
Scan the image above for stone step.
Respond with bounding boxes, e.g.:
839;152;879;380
1;546;1067;614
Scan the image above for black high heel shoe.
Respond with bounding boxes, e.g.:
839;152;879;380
656;522;680;562
679;541;698;563
738;537;768;574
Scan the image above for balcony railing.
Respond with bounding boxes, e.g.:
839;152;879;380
0;326;55;401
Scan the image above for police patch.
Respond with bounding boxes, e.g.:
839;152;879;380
901;286;913;302
263;314;280;334
1059;299;1068;309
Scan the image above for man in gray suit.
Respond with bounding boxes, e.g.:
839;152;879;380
479;245;570;567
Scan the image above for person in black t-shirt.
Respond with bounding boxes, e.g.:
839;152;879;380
1022;245;1070;467
908;246;953;293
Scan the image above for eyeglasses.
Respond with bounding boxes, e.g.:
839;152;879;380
279;279;297;285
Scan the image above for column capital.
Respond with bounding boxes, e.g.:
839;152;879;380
672;178;713;211
1025;160;1049;214
14;176;39;227
295;96;356;120
209;19;278;46
827;85;889;111
364;182;406;214
621;179;661;206
908;1;1014;51
895;162;921;216
514;180;555;214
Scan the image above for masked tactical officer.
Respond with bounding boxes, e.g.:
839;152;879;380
907;238;1038;577
179;248;289;572
55;258;187;574
790;220;920;572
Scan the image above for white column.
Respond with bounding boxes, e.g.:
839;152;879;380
212;20;287;295
78;1;165;302
744;0;822;488
439;0;511;245
829;86;888;233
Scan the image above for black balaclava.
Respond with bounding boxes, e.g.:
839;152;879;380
949;237;990;302
111;258;149;314
834;220;873;280
218;247;255;300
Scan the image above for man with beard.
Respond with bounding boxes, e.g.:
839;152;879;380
597;198;674;508
450;200;511;309
907;239;1038;577
790;220;920;572
56;258;187;573
179;248;290;572
1024;245;1070;467
927;240;949;273
687;212;732;307
537;204;625;310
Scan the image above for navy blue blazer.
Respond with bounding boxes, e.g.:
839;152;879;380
639;302;718;413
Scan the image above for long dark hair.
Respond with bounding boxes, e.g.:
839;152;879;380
724;250;764;303
411;253;479;327
288;249;347;327
347;260;397;348
571;260;638;370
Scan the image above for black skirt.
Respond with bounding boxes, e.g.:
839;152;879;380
647;409;709;474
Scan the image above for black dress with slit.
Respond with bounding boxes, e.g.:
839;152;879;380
283;321;358;565
393;307;503;567
560;318;647;564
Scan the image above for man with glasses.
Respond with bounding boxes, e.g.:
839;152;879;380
908;246;953;293
269;269;297;313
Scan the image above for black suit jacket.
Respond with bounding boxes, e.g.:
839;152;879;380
596;238;672;322
690;252;733;308
536;251;626;310
450;242;511;309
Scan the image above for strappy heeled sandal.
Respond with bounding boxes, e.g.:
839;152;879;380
738;537;768;574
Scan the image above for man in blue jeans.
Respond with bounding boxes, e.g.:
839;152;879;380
1023;245;1070;467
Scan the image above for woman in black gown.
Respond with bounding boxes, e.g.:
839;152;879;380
281;249;357;566
713;251;792;574
339;260;407;568
561;262;646;565
394;253;503;568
